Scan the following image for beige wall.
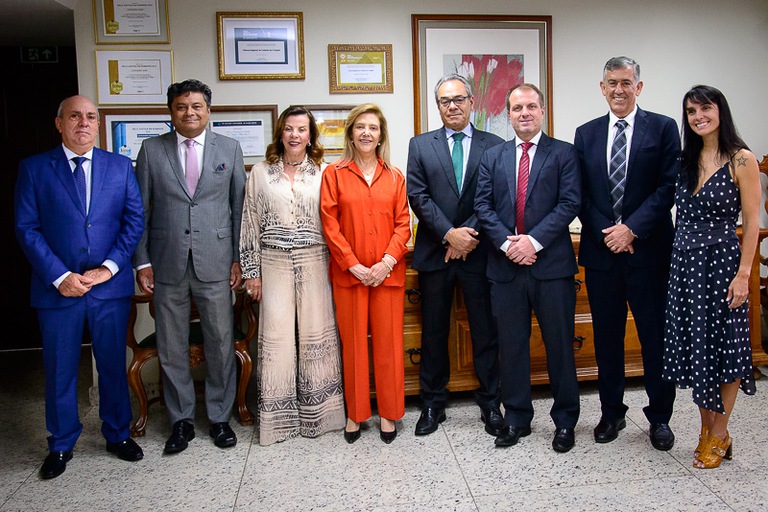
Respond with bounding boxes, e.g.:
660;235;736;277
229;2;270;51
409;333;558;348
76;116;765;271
74;0;768;167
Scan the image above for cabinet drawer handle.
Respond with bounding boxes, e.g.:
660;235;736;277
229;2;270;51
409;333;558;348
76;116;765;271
573;335;585;351
405;348;421;365
405;288;421;304
574;279;582;293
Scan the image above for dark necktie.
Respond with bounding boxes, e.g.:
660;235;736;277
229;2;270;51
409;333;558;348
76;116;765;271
609;120;628;223
451;132;466;191
184;139;199;196
515;141;533;235
71;156;87;212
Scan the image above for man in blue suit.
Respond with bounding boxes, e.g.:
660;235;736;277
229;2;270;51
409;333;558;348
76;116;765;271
407;74;505;437
14;95;145;479
475;83;581;452
574;56;678;451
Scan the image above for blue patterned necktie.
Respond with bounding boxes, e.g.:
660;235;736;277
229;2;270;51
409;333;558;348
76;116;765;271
71;156;87;212
451;132;466;191
609;120;628;222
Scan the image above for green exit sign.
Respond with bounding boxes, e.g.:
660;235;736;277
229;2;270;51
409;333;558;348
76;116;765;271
21;47;59;64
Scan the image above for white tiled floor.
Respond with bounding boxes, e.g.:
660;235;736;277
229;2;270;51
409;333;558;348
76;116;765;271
1;348;767;512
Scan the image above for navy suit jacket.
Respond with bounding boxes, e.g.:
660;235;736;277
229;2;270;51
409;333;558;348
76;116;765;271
475;133;581;283
14;145;144;308
574;107;679;270
407;125;504;273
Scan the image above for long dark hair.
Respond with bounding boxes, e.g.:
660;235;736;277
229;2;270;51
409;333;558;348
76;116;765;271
265;105;324;166
680;85;748;193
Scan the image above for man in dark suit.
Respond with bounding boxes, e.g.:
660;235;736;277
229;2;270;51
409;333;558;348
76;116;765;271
407;74;505;437
475;83;581;452
574;56;678;451
14;95;145;479
133;79;246;454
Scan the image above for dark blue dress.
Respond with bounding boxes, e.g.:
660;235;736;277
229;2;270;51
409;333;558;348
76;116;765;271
663;163;756;413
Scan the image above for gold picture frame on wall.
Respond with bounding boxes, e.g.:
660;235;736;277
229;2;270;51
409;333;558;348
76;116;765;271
328;44;393;93
93;0;170;44
306;104;355;158
95;50;174;105
217;11;305;80
411;14;552;140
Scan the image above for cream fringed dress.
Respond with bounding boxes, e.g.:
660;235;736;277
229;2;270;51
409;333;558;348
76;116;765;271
240;158;345;445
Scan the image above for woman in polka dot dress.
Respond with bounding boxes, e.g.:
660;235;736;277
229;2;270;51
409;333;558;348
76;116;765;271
663;85;760;469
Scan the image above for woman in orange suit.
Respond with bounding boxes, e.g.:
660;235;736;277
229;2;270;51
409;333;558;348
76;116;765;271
320;103;411;444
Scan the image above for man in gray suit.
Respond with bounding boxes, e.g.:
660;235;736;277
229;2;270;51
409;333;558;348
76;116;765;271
133;79;246;454
407;74;505;437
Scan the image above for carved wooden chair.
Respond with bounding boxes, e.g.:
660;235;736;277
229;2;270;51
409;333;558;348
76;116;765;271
758;154;768;353
126;289;257;437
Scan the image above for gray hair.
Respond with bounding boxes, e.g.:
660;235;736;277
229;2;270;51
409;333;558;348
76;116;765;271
433;74;474;103
603;56;640;82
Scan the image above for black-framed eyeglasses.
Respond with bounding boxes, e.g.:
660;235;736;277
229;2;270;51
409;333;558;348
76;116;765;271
437;95;470;108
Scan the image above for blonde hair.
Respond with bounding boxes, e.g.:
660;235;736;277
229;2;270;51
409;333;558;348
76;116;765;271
339;103;394;171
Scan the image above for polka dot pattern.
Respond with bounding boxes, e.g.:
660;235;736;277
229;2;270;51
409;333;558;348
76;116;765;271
663;164;756;413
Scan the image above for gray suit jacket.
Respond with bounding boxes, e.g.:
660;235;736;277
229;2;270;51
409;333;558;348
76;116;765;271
132;130;246;284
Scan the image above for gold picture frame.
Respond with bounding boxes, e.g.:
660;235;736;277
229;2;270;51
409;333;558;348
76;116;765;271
217;11;305;80
328;44;393;93
306;104;355;158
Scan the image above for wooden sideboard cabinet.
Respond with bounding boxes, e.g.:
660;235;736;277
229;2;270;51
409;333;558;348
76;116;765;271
398;234;768;396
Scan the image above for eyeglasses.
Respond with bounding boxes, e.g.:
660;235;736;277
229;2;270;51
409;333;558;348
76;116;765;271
437;95;470;108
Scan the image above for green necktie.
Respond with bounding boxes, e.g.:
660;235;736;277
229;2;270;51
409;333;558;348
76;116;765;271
451;132;466;190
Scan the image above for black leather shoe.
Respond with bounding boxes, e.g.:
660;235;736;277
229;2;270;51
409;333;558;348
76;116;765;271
209;422;237;448
40;450;72;479
414;407;446;436
594;417;626;443
344;428;361;444
164;420;195;454
380;425;397;444
494;425;531;447
552;428;575;453
649;423;675;451
106;438;144;461
480;407;505;436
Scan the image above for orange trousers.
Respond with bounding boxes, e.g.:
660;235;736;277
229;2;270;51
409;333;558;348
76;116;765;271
332;283;405;423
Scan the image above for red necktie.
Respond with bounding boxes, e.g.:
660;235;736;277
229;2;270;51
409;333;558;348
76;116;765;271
515;141;533;235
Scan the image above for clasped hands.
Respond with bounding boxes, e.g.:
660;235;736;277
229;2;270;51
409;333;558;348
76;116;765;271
58;266;112;297
444;227;480;262
505;235;537;265
602;224;635;254
349;261;390;287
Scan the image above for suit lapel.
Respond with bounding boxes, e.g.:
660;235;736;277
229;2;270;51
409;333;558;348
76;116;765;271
162;132;188;195
593;115;612;200
430;127;459;196
464;125;486;196
52;147;86;217
88;149;107;217
201;130;218;191
627;108;648;185
503;142;519;203
526;134;550;202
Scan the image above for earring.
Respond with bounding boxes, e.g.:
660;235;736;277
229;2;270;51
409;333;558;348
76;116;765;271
307;142;311;147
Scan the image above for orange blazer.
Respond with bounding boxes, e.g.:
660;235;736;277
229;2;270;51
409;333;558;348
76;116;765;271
320;158;411;288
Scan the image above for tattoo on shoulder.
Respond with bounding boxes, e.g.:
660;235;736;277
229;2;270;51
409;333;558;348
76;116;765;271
736;155;747;167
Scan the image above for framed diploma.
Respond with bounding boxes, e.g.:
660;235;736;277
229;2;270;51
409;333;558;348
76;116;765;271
216;12;305;80
306;105;355;158
209;105;278;169
95;50;174;105
93;0;170;44
328;44;393;93
98;108;172;162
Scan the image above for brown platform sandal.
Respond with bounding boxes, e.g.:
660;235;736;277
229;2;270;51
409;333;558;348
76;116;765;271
694;425;710;459
694;432;732;469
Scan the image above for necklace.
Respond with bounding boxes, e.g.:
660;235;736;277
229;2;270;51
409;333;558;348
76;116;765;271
283;156;304;166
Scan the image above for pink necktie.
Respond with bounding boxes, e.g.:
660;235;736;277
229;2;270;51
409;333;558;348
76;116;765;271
184;139;199;196
515;141;533;235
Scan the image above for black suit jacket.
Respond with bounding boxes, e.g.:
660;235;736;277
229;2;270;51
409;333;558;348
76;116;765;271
474;133;581;283
574;107;679;270
407;125;504;273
